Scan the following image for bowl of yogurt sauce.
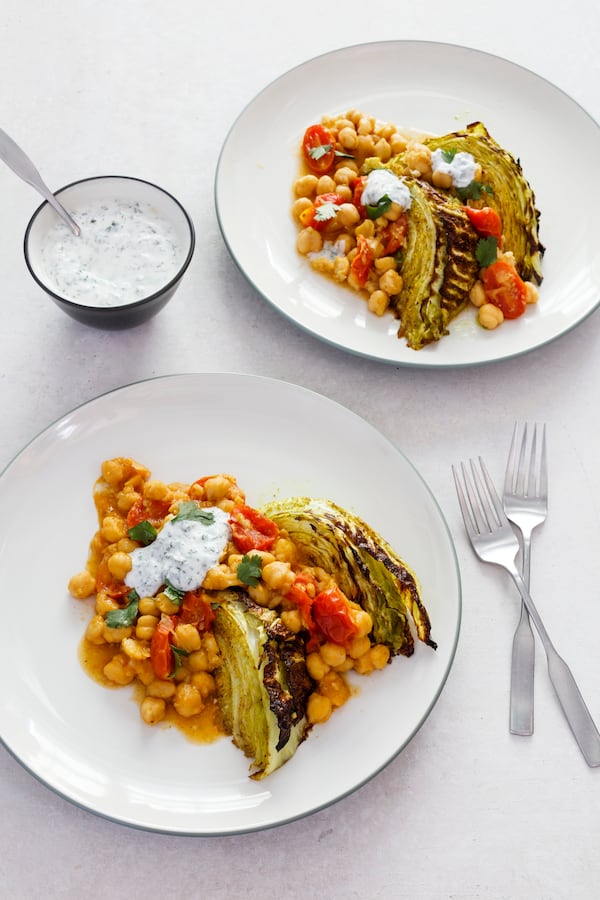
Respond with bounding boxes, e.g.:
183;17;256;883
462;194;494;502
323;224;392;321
24;175;195;328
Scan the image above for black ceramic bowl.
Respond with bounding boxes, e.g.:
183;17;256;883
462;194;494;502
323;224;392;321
24;175;195;329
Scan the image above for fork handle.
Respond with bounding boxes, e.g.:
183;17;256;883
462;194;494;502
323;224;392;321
509;533;535;735
510;569;600;767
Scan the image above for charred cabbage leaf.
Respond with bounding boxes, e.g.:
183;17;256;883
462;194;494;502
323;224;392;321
392;178;480;350
261;498;436;656
213;593;312;780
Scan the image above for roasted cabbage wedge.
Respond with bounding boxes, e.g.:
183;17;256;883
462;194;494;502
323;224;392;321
391;178;480;350
213;592;313;780
421;122;544;286
261;498;437;656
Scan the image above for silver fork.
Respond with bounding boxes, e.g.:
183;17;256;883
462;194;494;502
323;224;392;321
452;457;600;767
503;422;548;736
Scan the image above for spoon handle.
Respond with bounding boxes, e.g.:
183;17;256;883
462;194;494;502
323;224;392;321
0;128;80;236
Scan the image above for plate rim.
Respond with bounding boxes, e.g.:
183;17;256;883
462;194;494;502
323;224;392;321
214;39;600;370
0;372;462;835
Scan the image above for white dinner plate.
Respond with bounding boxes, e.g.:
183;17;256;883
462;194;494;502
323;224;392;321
215;41;600;367
0;373;460;834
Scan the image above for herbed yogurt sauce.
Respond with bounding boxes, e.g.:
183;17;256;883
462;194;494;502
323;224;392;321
125;506;230;598
39;198;181;307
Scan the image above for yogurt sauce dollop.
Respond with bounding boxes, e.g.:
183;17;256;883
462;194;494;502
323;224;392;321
125;506;230;599
361;169;412;210
430;149;477;189
39;198;182;307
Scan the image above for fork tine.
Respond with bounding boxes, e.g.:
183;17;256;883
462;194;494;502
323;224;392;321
526;424;538;498
539;423;548;499
475;456;507;525
515;422;529;497
504;422;520;496
452;464;477;538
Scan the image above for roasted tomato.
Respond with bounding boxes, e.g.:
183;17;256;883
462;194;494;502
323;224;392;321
150;615;178;680
351;176;368;218
229;505;279;553
312;587;358;645
285;572;318;630
350;234;374;287
126;497;171;529
464;206;503;241
299;192;345;231
382;213;409;255
302;124;336;174
482;259;528;319
180;591;215;630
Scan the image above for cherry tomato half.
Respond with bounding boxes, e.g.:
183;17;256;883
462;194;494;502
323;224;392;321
126;497;171;529
229;505;279;553
382;213;409;255
285;572;318;630
150;615;178;680
312;587;358;645
302;124;336;175
464;206;502;241
350;234;374;287
482;259;528;319
299;192;345;231
180;591;215;630
351;176;368;218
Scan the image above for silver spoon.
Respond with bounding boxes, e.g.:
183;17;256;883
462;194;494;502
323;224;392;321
0;127;80;236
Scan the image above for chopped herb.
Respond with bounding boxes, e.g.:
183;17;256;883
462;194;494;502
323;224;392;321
441;148;458;163
128;519;157;545
456;181;493;202
366;195;392;219
172;501;215;525
105;590;139;628
170;644;189;677
334;149;355;161
237;553;263;587
314;202;340;223
309;143;333;161
394;249;404;267
476;236;498;268
164;579;185;606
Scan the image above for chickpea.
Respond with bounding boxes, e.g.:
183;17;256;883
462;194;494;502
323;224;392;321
117;537;138;554
525;282;539;304
100;515;127;543
297;227;323;256
247;582;272;607
85;614;106;645
261;561;294;593
174;623;202;652
135;614;159;640
378;269;403;296
131;658;154;685
116;487;139;513
280;609;303;633
188;648;209;672
138;596;159;616
141;696;166;725
351;608;373;638
174;683;204;717
478;303;504;330
355;219;375;239
320;642;347;668
404;142;432;177
374;256;396;274
432;169;453;190
192;671;216;698
311;257;335;276
333;166;358;186
334;184;353;202
68;570;96;599
370;644;391;670
356;135;375;159
319;671;351;707
103;653;136;685
357;115;375;135
306;651;330;681
294;174;318;198
316;175;336;194
469;280;487;308
121;638;150;661
348;635;371;659
146;679;176;699
101;458;126;486
333;256;350;283
338;126;358;150
102;623;133;644
155;591;181;615
203;475;234;502
95;592;119;616
373;138;392;163
353;651;375;676
336;203;360;228
107;551;132;580
307;692;332;725
389;133;408;154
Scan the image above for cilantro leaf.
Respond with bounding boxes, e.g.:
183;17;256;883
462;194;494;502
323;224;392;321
314;202;340;223
441;148;457;163
172;501;215;525
476;236;498;268
334;150;355;161
128;519;157;545
237;553;263;587
170;644;190;677
105;590;139;628
456;181;493;202
309;143;333;161
366;195;392;219
164;579;185;606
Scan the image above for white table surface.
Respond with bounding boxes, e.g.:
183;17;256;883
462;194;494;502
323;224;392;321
2;2;600;897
